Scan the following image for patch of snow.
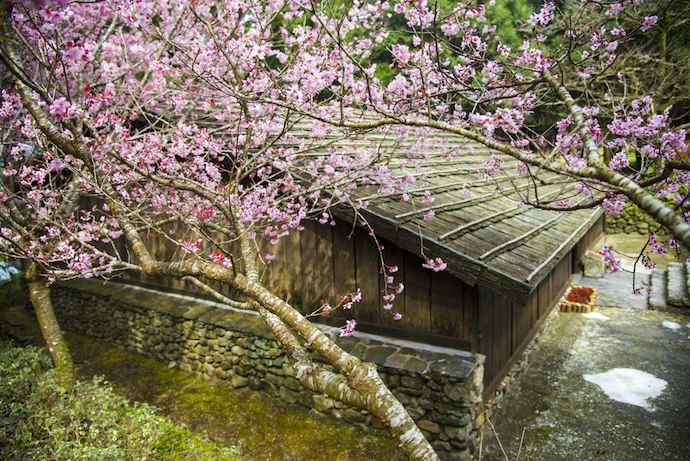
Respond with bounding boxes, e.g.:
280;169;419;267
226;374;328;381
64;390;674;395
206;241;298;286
583;368;666;410
662;321;681;330
582;312;610;320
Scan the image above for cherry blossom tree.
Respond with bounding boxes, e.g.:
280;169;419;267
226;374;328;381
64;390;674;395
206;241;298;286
1;0;689;460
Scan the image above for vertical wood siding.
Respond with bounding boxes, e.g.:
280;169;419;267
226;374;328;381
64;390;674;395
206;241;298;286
476;248;575;397
292;223;474;347
107;212;602;394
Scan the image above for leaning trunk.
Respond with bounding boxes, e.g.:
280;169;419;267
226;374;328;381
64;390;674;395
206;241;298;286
241;278;441;461
25;261;74;388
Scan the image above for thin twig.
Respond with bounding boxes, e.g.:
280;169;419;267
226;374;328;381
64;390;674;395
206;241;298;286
478;412;485;461
515;427;526;461
488;415;510;461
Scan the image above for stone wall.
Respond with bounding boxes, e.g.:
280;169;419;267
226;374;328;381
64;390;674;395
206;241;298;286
51;279;484;461
606;203;672;236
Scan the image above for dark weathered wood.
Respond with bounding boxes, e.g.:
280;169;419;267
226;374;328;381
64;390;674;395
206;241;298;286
529;289;538;327
511;301;520;353
572;215;605;269
476;265;532;306
453;233;498;258
380;242;406;328
493;294;508;383
403;252;431;333
463;282;474;340
354;227;381;324
554;254;570;293
430;270;464;338
315;221;336;310
490;252;543;281
349;208;483;287
538;274;550;320
332;221;357;320
314;315;472;350
519;297;531;347
300;220;319;314
284;230;304;309
535;274;551;317
477;287;494;384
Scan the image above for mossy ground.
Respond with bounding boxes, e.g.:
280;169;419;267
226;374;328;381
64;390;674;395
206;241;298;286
65;332;405;461
0;300;405;461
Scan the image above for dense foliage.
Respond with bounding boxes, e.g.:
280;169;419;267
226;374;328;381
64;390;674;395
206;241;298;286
0;341;241;461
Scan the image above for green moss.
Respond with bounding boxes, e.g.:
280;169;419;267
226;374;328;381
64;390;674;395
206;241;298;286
65;332;406;461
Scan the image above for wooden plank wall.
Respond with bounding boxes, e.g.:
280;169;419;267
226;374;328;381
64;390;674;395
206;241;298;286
572;215;605;271
476;251;573;396
108;211;472;342
288;222;475;347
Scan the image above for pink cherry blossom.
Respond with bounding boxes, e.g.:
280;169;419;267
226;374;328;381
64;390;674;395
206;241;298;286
340;319;357;337
422;258;447;272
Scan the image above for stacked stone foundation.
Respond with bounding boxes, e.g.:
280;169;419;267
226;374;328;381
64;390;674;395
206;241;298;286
51;279;484;461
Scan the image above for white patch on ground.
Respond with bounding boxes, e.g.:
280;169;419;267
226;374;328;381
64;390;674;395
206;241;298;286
582;312;610;320
686;323;690;329
583;368;666;410
662;321;681;330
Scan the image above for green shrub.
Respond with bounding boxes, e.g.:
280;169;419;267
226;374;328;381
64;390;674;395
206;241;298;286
0;341;241;460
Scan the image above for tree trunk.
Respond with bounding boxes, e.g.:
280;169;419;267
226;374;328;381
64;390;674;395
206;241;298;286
25;261;74;388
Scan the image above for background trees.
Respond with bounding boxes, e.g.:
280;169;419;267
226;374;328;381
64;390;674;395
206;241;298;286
0;1;688;460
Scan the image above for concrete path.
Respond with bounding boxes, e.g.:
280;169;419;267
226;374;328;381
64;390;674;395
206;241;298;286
480;269;690;460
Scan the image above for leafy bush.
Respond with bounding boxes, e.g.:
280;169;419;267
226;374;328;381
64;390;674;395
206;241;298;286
0;341;242;460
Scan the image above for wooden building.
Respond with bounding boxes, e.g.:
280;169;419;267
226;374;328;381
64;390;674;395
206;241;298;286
124;128;605;398
226;134;604;396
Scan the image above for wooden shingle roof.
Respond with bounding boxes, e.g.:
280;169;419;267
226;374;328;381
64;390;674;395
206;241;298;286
326;126;602;305
195;109;602;304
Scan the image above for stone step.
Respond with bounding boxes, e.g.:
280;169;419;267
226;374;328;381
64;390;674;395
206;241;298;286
667;262;690;307
648;269;668;310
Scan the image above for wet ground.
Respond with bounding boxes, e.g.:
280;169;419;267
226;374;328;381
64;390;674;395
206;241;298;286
0;316;406;461
480;306;690;461
480;234;690;461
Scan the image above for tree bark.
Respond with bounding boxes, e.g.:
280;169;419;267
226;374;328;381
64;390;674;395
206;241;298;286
244;281;441;461
25;261;74;388
100;205;441;461
545;72;690;251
